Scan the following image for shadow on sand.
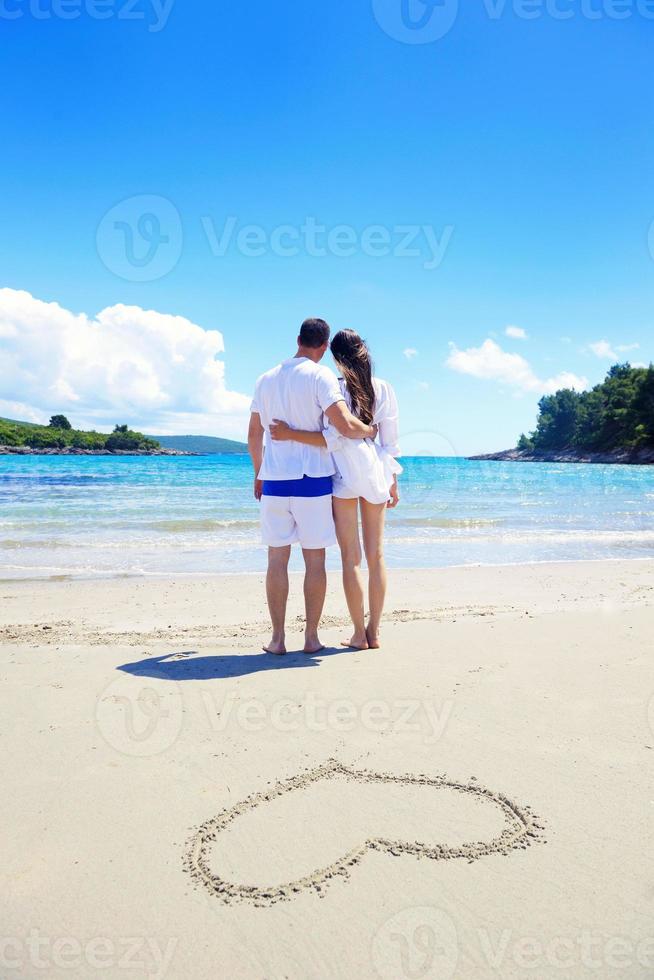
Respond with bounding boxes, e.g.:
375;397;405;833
116;645;356;682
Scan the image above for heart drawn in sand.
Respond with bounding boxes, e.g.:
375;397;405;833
184;759;545;905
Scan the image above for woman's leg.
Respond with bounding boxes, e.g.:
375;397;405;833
332;497;368;648
360;499;387;648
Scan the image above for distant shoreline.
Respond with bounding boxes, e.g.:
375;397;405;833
468;447;654;465
0;445;196;457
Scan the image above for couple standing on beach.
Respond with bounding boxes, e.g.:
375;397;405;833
247;318;402;655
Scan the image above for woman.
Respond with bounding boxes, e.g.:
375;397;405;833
270;329;401;650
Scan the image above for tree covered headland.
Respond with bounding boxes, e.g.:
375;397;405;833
0;416;161;452
517;364;654;452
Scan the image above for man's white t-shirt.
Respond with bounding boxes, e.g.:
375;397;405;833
250;356;344;480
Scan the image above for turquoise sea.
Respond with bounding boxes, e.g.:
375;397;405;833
1;454;654;579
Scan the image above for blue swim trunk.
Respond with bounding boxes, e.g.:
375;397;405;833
262;475;333;497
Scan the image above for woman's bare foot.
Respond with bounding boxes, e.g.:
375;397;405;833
263;637;286;655
365;626;381;649
303;633;325;654
341;632;369;650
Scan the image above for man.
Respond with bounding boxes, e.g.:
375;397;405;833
248;317;376;655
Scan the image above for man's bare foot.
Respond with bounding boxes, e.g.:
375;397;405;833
341;632;369;650
365;626;381;649
263;638;286;655
303;635;325;655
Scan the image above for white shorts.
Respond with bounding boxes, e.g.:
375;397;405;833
332;473;358;499
260;493;336;549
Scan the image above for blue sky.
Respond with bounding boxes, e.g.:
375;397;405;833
1;0;653;453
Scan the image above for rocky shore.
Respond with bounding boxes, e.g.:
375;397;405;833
468;447;654;465
0;445;194;456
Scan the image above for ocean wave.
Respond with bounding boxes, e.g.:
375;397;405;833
144;518;259;532
0;538;71;550
0;536;261;553
386;529;654;545
4;526;654;553
392;517;502;529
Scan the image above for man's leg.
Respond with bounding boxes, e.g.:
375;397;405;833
265;545;291;654
302;548;327;654
292;493;335;654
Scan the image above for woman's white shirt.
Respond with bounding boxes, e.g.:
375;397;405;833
370;377;400;456
324;377;402;503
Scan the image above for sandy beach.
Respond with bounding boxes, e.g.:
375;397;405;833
1;559;653;979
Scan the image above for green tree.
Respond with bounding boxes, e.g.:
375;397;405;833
594;363;642;449
519;363;654;452
0;417;161;452
632;364;654;446
105;425;158;452
48;415;72;430
0;421;22;446
532;389;579;450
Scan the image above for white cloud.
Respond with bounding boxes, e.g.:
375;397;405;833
588;340;616;359
588;339;640;360
505;325;527;340
417;381;429;390
0;288;250;436
445;339;588;395
403;347;418;359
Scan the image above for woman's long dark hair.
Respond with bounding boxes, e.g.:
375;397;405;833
330;329;375;425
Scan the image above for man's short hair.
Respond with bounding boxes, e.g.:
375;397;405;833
299;318;330;349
